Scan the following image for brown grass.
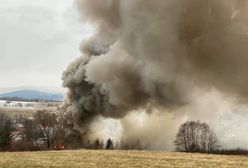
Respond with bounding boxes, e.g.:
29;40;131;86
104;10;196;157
0;106;58;118
0;108;35;118
0;150;247;168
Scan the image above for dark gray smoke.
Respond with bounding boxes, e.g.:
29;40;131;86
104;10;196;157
62;0;248;144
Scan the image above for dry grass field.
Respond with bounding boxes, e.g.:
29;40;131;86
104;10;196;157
0;107;35;118
0;150;247;168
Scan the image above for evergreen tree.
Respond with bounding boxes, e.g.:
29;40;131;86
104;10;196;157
106;138;113;150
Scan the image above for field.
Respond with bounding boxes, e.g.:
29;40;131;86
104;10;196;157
0;150;247;168
0;101;60;118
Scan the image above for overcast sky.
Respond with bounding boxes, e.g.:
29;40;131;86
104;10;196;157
0;0;93;93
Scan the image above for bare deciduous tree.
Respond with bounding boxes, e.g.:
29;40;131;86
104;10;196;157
175;121;219;153
34;110;59;149
34;109;81;150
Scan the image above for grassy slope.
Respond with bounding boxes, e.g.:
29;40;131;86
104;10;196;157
0;150;247;168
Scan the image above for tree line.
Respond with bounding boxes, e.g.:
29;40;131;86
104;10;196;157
0;97;61;103
0;109;247;155
0;110;141;151
0;110;83;151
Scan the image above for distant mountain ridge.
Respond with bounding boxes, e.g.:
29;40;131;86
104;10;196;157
0;90;64;101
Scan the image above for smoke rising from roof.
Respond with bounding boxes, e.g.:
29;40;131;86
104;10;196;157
62;0;248;149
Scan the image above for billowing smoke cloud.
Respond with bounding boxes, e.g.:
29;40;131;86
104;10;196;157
62;0;248;148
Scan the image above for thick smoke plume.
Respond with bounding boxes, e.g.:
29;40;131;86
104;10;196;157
62;0;248;147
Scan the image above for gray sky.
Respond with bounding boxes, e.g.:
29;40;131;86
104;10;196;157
0;0;93;93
